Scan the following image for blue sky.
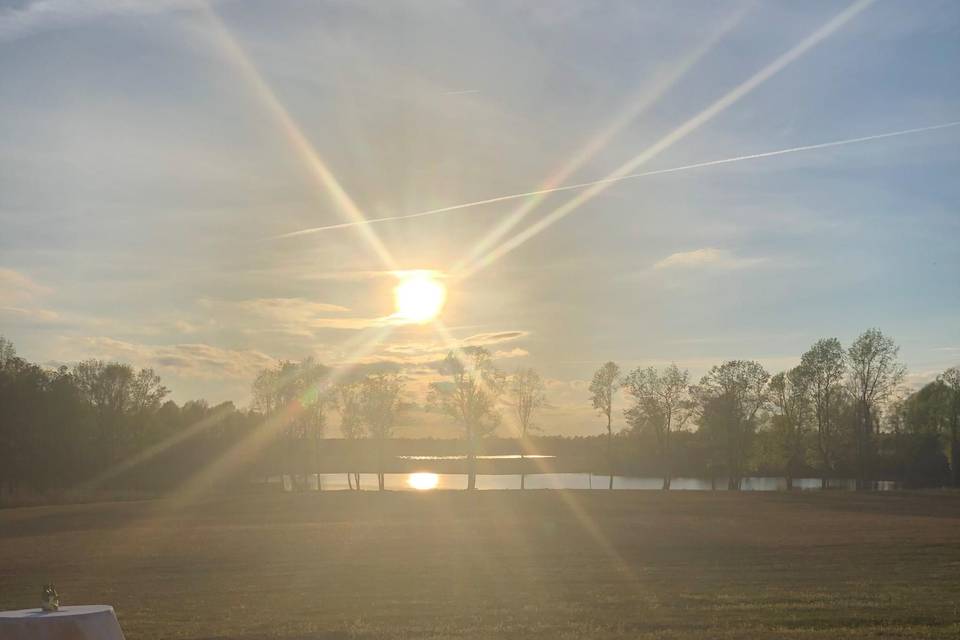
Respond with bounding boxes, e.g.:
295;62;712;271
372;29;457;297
1;0;958;434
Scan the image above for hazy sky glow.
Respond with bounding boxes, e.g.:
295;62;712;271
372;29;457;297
2;0;958;435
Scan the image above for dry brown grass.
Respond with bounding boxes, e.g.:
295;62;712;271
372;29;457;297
3;490;960;639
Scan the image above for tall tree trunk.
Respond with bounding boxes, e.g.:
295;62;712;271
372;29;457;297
347;472;353;490
857;401;871;490
466;429;476;491
314;435;322;491
951;414;958;488
377;438;384;491
288;433;297;491
818;432;829;491
661;438;671;490
607;414;614;490
728;434;740;491
520;450;526;490
785;446;794;491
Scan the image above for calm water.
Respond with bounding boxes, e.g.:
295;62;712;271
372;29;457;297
275;473;897;492
396;454;556;460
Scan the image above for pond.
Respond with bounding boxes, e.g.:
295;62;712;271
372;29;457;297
275;473;898;492
396;454;556;460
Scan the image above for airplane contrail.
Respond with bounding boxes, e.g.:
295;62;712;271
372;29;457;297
450;4;749;274
459;0;876;275
274;120;960;239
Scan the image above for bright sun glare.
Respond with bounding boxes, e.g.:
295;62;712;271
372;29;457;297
407;472;440;491
394;271;446;323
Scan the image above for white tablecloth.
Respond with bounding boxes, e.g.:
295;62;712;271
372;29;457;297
0;605;125;640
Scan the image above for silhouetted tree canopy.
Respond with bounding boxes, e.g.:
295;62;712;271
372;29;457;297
1;330;958;501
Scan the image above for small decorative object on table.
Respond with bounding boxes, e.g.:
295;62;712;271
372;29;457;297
40;584;60;612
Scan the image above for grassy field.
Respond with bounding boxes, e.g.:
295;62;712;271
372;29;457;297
2;490;960;639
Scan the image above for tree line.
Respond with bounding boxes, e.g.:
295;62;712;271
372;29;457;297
596;329;958;490
1;329;957;499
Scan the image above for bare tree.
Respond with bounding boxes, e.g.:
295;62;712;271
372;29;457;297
769;365;813;490
359;373;404;491
334;380;364;490
589;362;622;489
846;329;905;489
622;364;691;490
937;367;960;487
507;367;546;489
428;347;505;490
693;360;769;490
800;338;846;488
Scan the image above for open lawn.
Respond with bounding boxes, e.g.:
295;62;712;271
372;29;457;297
2;490;960;639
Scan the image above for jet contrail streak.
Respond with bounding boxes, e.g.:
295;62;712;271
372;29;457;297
450;4;749;274
273;120;958;239
276;0;873;243
462;0;877;276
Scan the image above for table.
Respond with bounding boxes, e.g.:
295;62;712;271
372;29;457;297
0;605;125;640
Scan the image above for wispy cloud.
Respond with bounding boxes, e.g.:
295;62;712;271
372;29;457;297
238;297;350;315
0;267;51;302
350;329;531;368
463;330;530;346
653;248;766;271
199;297;391;334
60;336;275;380
0;268;62;323
0;305;60;323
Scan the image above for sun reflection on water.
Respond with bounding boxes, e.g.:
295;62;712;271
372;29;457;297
407;472;440;490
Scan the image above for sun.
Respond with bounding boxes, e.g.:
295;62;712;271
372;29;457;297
407;472;440;490
393;271;446;323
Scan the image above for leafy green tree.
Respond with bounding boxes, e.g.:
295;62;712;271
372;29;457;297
893;371;960;487
846;329;905;488
769;365;813;490
694;360;770;490
940;368;960;487
800;338;846;487
72;360;168;465
1;339;97;494
622;364;692;490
